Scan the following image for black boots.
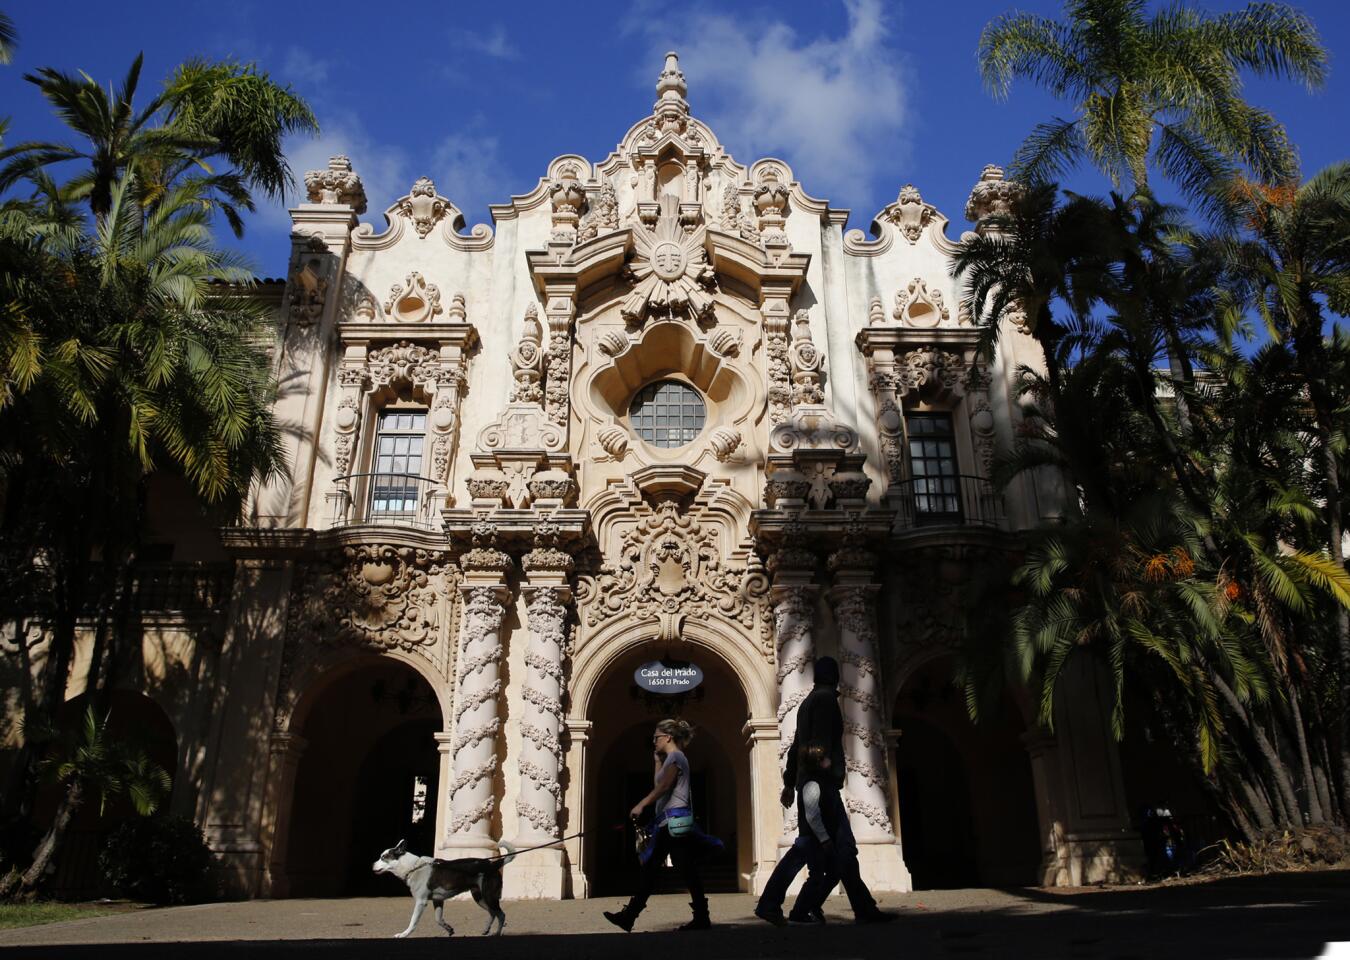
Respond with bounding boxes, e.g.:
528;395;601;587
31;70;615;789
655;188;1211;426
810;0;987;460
679;898;712;931
603;903;639;932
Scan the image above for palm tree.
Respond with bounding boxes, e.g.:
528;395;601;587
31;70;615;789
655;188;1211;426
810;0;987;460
0;707;170;900
0;12;15;65
979;0;1327;213
1;53;316;232
1216;163;1350;818
0;167;288;890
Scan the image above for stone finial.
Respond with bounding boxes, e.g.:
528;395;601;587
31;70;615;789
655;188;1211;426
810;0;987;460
509;304;545;404
304;155;367;213
964;164;1023;233
653;51;690;135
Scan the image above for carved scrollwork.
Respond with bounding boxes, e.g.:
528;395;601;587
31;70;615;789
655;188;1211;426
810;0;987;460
398;177;447;238
582;500;767;645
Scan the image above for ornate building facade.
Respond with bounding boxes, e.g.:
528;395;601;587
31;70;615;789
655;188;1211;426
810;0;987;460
13;54;1152;898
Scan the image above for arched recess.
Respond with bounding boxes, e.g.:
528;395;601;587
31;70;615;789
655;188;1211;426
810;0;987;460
37;690;178;898
273;655;445;897
891;655;1041;889
577;638;755;896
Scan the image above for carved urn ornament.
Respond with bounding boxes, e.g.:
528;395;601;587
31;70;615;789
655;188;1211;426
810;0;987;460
965;164;1025;233
304;155;367;213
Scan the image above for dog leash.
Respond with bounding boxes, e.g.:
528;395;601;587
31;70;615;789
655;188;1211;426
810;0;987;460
483;829;586;862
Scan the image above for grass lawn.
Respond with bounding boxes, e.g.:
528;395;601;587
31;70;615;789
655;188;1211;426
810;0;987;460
0;902;114;929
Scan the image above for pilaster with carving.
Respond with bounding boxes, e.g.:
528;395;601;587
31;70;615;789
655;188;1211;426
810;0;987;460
443;522;512;857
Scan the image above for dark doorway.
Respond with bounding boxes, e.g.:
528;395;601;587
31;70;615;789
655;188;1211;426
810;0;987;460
285;660;441;896
893;657;1042;889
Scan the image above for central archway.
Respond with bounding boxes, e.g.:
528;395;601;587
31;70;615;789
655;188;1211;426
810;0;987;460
580;644;753;896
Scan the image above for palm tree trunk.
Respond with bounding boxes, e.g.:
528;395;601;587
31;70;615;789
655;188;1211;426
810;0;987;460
1211;672;1302;824
1284;679;1325;823
16;780;82;900
1290;326;1350;821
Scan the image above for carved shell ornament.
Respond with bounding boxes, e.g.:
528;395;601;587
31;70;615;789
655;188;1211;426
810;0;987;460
621;196;716;327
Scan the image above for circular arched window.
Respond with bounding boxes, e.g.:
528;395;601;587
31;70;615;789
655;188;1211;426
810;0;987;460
629;380;706;448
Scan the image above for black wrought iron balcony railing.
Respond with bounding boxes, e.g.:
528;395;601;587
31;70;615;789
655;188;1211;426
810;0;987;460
132;562;233;612
891;473;1006;530
330;472;440;530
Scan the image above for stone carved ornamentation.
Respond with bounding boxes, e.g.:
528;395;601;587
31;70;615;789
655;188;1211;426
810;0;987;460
621;197;717;328
595;424;630;460
509;305;545;404
893;278;951;327
708;427;742;462
399;177;447;238
273;546;456;732
829;583;893;837
549;163;587;244
788;310;824;405
304;155;367;213
765;310;791;427
517;580;571;839
653;52;690;137
896;347;965;397
771;582;816;836
965;164;1025;232
719;182;760;242
584;500;769;644
287;257;327;327
595;330;629;358
707;328;741;358
753;166;791;246
886;183;936;243
383;272;443;323
366;341;441;395
868;296;886;326
543;296;575;430
446;583;509;845
577;179;619;244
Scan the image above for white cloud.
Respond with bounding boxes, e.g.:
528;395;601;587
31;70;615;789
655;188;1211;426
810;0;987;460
626;0;910;210
281;47;330;88
254;110;411;234
433;132;511;228
459;25;520;60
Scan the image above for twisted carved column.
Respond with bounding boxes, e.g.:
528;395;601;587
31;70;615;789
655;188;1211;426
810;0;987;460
444;524;512;856
516;583;569;840
830;581;893;841
770;544;817;840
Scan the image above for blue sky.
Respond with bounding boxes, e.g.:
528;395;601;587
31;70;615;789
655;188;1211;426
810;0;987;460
3;0;1348;276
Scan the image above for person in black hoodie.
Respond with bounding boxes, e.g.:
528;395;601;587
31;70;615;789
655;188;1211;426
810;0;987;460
757;656;896;925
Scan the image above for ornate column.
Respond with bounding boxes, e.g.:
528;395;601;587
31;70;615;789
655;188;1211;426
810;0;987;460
505;519;573;898
829;528;913;892
443;521;512;859
769;546;818;842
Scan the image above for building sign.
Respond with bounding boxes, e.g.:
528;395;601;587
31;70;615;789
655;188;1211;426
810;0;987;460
634;659;704;694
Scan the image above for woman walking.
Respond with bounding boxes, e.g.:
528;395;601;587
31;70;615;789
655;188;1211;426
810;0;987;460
603;718;722;932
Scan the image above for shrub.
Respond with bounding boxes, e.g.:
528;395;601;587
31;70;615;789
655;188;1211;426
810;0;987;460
98;816;217;904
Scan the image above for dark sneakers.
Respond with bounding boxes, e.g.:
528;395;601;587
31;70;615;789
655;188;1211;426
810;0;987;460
754;905;788;927
603;907;636;932
788;909;826;925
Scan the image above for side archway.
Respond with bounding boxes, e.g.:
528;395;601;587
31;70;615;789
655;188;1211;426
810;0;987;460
270;655;445;897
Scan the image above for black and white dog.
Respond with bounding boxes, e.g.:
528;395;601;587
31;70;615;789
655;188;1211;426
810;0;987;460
372;839;518;938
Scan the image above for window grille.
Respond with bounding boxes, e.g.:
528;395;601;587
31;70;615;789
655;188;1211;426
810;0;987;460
907;412;961;519
629;380;706;448
369;410;426;521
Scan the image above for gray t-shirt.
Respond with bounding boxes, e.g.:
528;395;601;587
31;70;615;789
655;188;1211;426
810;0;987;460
654;749;691;818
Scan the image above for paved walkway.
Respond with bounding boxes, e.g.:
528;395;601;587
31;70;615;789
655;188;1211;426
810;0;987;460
1;872;1348;959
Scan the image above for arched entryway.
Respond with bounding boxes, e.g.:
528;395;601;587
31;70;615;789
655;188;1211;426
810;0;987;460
893;656;1041;888
282;657;442;896
582;647;751;896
